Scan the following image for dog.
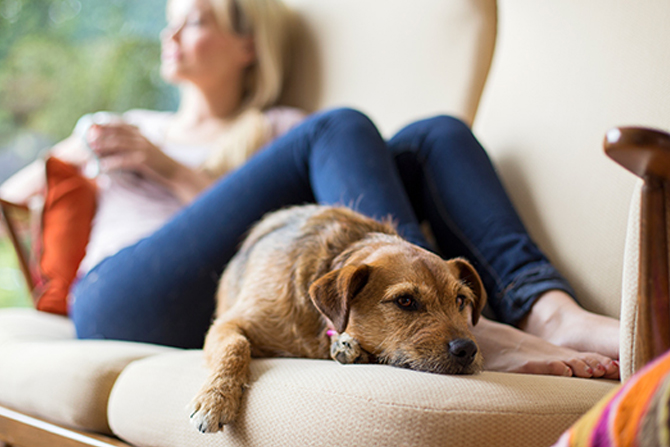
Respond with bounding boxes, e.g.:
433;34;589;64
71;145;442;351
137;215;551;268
189;205;487;433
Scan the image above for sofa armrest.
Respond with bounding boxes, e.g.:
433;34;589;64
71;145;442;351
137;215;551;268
0;198;36;295
605;127;670;374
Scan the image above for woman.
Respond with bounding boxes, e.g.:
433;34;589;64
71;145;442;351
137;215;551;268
0;0;619;379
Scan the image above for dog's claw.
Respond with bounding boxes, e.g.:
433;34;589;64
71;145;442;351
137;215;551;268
190;406;226;434
188;384;244;434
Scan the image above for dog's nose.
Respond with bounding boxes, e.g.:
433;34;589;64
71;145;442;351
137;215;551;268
448;338;478;366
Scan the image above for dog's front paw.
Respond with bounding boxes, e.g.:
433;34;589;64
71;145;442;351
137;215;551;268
188;381;245;434
330;332;371;364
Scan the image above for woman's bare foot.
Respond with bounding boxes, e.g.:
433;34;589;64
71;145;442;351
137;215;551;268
518;290;620;360
473;317;619;379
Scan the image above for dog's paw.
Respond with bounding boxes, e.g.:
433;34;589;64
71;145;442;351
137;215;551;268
330;332;368;364
188;382;245;434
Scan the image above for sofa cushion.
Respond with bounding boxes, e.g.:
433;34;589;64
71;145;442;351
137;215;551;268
0;307;74;343
0;308;174;434
109;351;618;447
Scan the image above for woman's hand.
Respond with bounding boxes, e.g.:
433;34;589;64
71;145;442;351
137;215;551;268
87;123;177;180
87;123;214;203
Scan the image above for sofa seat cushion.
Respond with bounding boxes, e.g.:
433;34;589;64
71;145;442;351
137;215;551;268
109;351;618;447
0;308;175;435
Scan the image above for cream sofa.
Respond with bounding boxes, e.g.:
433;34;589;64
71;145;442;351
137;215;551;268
1;1;665;446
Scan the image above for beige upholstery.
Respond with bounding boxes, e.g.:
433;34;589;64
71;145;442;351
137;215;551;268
473;0;670;319
0;309;174;434
620;181;642;382
281;0;497;133
109;352;616;447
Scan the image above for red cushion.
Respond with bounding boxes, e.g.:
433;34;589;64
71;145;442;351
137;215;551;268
35;157;96;315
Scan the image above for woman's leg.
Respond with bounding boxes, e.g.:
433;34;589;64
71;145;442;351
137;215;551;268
388;115;619;377
71;108;428;349
388;115;572;324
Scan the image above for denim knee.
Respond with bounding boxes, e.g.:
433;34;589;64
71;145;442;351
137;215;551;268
390;115;479;160
418;116;482;158
313;107;378;135
417;115;471;136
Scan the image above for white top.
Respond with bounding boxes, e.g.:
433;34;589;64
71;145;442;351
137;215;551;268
77;107;306;274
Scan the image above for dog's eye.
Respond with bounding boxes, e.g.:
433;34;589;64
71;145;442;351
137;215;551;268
456;295;467;311
395;295;419;311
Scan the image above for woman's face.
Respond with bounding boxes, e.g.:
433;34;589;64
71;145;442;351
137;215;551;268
160;0;255;87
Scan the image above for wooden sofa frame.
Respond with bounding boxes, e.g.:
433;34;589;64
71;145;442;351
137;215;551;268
604;127;670;371
0;405;130;447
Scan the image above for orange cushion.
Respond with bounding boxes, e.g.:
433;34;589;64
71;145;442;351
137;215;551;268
35;157;96;315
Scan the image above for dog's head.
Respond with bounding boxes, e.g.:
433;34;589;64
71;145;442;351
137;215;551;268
309;238;486;375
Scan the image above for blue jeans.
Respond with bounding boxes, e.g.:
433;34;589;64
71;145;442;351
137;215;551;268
71;108;574;348
388;116;574;326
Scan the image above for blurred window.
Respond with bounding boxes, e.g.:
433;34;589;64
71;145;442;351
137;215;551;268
0;0;176;181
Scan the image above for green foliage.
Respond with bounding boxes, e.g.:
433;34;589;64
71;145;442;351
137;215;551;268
0;0;175;147
0;238;31;309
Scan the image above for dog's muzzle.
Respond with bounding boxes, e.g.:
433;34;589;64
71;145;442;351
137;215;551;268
447;338;478;368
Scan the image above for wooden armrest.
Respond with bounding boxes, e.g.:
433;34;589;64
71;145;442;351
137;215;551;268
0;404;131;447
0;198;35;293
605;126;670;369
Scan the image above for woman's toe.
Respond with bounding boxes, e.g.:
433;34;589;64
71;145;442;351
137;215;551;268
565;358;594;378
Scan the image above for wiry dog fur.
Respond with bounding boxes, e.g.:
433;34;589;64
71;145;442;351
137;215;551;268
189;205;487;433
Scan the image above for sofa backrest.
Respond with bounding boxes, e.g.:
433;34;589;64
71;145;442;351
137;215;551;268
281;0;497;134
280;0;669;319
474;0;670;317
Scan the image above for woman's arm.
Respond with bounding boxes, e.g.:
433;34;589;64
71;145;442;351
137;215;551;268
0;135;91;204
0;158;46;204
51;134;93;167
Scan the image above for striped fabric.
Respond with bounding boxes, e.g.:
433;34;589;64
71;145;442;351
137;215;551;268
553;349;670;447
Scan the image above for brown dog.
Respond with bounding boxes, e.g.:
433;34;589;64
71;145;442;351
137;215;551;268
189;205;486;433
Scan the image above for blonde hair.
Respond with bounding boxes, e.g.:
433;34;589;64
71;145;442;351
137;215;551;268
196;0;293;177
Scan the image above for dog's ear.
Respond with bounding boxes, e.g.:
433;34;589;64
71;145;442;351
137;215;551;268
308;264;371;333
449;258;487;325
